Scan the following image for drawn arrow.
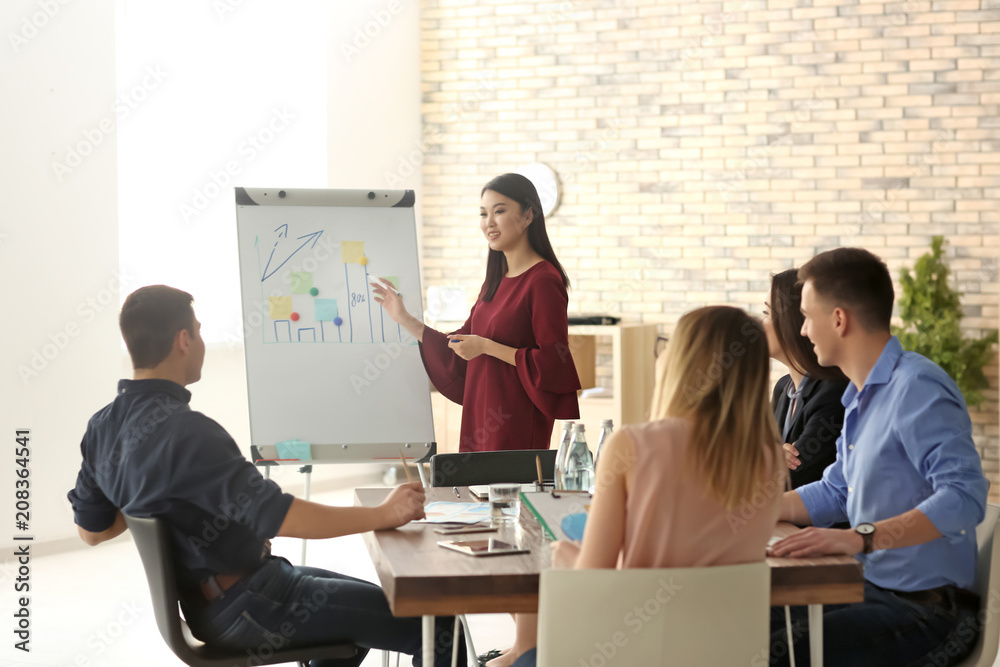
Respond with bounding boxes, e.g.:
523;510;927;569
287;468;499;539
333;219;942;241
261;230;324;281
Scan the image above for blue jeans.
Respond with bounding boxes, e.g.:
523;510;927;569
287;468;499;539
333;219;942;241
510;648;537;667
182;556;465;667
769;581;978;667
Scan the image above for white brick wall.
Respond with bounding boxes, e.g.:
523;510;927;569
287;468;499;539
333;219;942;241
418;0;1000;490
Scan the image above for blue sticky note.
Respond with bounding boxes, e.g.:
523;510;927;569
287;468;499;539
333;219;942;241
275;439;311;461
315;299;338;321
561;512;587;542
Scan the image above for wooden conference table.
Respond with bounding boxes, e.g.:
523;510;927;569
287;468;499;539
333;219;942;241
356;487;864;667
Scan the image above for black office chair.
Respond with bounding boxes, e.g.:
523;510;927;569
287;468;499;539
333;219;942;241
124;515;360;667
428;449;557;488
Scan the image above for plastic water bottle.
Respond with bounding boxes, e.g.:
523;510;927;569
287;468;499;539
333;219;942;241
593;419;614;489
554;421;575;490
563;424;594;492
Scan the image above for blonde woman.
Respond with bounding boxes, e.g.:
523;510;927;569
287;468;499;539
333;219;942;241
495;306;785;667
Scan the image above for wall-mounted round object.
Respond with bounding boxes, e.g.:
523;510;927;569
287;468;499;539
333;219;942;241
516;163;561;217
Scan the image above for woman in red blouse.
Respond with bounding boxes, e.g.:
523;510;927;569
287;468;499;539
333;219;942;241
371;173;581;452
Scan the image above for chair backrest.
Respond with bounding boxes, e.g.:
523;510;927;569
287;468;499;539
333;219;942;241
955;503;1000;667
536;562;770;667
125;515;359;667
123;514;198;660
429;449;557;487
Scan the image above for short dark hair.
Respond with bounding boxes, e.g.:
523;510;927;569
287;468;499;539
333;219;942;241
120;285;195;369
798;248;894;332
770;269;847;382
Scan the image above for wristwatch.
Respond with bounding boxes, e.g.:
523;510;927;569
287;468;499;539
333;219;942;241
855;523;876;554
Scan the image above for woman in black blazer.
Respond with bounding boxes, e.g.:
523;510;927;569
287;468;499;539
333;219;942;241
763;269;849;489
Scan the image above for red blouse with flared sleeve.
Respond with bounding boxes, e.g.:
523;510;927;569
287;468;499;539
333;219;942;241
419;260;581;452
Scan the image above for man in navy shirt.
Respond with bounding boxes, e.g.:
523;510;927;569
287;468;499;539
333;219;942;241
768;248;989;666
68;285;463;667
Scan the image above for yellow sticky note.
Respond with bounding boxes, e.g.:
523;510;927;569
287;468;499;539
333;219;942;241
341;241;365;264
269;296;293;320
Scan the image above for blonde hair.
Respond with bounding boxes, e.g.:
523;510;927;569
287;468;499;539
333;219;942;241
650;306;782;510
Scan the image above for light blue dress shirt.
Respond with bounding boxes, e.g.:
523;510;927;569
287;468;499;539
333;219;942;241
797;336;988;591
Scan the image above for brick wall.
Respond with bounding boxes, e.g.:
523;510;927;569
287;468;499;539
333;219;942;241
417;0;1000;488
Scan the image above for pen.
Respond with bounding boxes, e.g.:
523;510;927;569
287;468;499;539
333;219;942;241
399;450;414;484
453;486;461;499
370;279;401;297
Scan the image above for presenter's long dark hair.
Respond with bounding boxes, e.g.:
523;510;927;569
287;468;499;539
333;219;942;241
479;173;570;302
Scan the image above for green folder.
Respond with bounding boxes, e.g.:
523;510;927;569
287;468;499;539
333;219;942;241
520;491;557;541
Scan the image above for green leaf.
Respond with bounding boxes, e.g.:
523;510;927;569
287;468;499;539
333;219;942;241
895;236;997;407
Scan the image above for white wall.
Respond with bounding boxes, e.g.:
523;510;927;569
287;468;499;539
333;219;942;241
327;0;423;239
181;0;424;491
1;0;120;550
210;0;424;492
0;1;423;552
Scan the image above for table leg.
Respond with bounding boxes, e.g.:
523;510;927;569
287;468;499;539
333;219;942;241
460;614;478;666
451;617;460;667
423;615;434;667
301;468;312;565
808;604;823;667
784;606;796;667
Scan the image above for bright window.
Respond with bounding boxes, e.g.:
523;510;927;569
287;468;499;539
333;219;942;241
116;0;329;343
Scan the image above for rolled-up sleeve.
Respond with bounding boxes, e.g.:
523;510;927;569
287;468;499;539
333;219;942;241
514;273;581;419
797;442;851;527
67;433;119;532
895;374;988;540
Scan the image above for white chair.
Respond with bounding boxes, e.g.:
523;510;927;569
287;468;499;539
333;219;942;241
955;503;1000;667
536;562;770;666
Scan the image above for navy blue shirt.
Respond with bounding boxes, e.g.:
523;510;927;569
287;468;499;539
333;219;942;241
68;379;294;589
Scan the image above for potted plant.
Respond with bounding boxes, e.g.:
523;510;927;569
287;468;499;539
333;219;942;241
892;236;998;408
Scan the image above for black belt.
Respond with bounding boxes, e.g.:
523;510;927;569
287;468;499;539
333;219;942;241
190;543;272;604
199;572;247;602
891;585;979;613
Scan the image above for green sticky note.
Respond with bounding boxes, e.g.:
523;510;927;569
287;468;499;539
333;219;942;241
380;276;400;290
269;297;293;320
315;299;338;321
290;272;313;294
341;241;365;264
275;439;311;461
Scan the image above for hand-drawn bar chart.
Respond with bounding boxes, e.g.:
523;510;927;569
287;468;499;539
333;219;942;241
236;188;434;456
257;223;409;345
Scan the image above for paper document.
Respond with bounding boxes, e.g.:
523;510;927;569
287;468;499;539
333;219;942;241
417;501;493;525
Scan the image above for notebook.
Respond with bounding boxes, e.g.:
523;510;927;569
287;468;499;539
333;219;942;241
521;490;591;541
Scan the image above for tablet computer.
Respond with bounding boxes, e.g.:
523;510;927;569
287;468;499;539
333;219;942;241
437;538;529;557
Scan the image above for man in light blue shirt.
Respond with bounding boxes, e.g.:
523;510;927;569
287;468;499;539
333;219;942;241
768;248;989;667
